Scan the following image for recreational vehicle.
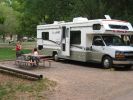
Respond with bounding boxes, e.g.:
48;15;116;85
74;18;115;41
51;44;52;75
37;16;133;69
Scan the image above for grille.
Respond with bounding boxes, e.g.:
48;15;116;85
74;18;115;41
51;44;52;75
124;52;133;60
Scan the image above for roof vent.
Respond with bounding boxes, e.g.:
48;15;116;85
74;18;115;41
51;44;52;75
73;17;88;22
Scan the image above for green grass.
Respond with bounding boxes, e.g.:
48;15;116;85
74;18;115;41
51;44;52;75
0;48;31;61
0;42;36;49
0;45;57;99
0;78;56;100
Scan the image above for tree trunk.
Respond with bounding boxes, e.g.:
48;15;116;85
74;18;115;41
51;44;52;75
2;34;5;42
10;34;13;40
17;34;23;41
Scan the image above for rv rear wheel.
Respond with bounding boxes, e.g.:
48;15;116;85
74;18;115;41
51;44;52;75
102;56;112;69
53;54;59;61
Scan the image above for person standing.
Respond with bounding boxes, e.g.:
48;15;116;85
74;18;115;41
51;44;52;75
16;41;22;58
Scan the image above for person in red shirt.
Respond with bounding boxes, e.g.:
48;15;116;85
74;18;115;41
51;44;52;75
16;41;22;58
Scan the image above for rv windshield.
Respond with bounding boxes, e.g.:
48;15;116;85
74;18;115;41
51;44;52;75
102;35;125;46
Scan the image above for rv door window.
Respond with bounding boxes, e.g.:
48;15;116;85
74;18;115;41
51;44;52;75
42;32;49;40
70;31;81;44
62;26;66;38
62;44;66;51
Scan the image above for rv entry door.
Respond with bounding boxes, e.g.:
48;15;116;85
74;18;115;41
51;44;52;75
61;26;70;56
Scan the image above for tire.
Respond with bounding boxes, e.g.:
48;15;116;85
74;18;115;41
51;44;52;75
53;53;59;61
102;56;113;69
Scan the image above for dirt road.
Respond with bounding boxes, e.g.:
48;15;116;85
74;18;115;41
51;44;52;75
1;60;133;100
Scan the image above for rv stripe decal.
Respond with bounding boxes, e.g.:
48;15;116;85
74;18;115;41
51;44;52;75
49;40;60;45
43;40;60;45
71;45;91;50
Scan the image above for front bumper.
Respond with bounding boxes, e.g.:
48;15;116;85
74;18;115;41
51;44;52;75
113;60;133;65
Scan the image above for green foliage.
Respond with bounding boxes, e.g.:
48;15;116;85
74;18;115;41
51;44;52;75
0;16;5;24
102;0;133;23
0;0;21;37
1;0;133;37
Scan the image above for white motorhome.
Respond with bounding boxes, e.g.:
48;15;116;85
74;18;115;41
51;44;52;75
37;16;133;69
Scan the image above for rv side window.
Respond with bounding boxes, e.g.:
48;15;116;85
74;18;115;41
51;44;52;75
93;24;101;30
92;36;104;46
109;24;129;30
42;32;49;40
70;31;81;44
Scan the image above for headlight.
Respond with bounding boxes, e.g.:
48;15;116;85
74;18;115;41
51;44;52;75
115;51;125;59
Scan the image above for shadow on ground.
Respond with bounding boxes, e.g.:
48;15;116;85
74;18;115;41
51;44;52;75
59;59;133;71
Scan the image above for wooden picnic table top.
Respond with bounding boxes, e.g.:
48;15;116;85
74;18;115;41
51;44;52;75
22;53;50;59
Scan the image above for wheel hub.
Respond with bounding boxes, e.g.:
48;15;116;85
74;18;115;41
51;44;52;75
104;59;110;68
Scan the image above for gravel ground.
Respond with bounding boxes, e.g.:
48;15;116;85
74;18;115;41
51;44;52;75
1;60;133;100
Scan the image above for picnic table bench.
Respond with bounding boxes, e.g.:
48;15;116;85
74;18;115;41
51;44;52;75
15;60;36;67
40;58;53;67
15;54;53;68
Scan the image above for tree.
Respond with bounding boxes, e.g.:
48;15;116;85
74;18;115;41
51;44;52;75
2;0;133;39
0;1;20;41
102;0;133;22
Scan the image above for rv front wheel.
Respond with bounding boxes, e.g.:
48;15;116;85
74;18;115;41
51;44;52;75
53;54;59;61
102;56;112;69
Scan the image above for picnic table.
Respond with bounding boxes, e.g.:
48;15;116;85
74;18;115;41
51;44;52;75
15;53;52;68
23;53;47;58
